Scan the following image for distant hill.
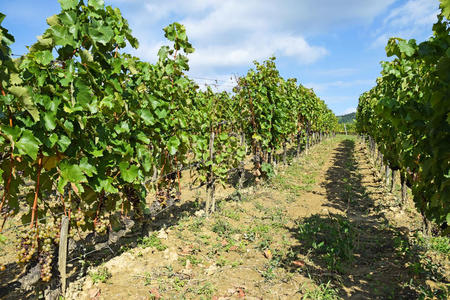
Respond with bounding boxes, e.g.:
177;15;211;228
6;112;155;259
337;112;356;124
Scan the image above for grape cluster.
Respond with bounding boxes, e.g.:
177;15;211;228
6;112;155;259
17;228;38;263
73;209;86;228
94;215;108;234
39;238;54;282
17;219;60;281
38;220;61;281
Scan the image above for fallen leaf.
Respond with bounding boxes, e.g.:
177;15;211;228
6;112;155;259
263;249;272;259
180;245;193;255
88;287;101;300
238;287;245;298
229;245;238;251
221;239;228;246
149;287;161;299
292;260;305;267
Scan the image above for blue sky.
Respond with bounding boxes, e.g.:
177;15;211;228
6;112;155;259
1;0;441;115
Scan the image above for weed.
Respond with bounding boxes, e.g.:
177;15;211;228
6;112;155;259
143;272;152;286
296;214;355;272
250;223;271;234
89;266;112;283
172;277;186;290
261;162;275;178
416;234;450;255
212;219;233;236
301;282;339;299
138;233;167;251
416;282;449;300
188;218;205;232
302;173;316;185
393;235;411;257
222;208;242;221
257;235;273;250
254;202;265;212
261;255;282;281
231;260;243;268
195;282;216;296
179;255;202;266
217;256;230;267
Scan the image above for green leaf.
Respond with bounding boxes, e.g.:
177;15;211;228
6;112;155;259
89;25;114;45
441;0;450;19
88;0;105;10
139;109;155;125
0;234;6;244
29;36;54;52
1;125;21;142
136;132;150;144
46;15;59;26
57;135;71;152
34;50;53;65
8;86;40;122
95;177;118;193
74;78;92;107
58;0;78;10
59;161;87;183
47;133;59;148
155;109;168;119
16;130;40;160
397;40;415;57
119;161;139;183
49;24;75;47
43;112;56;131
167;136;180;155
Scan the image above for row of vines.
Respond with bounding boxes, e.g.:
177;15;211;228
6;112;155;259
356;1;449;233
0;0;337;286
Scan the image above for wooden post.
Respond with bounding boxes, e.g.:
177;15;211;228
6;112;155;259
237;133;246;201
296;131;301;157
306;133;309;155
206;131;215;215
385;164;390;187
401;173;407;207
379;154;384;173
58;215;69;295
390;169;396;193
283;141;287;165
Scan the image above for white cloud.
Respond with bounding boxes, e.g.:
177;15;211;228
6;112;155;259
371;0;439;48
187;34;328;70
306;79;375;94
111;0;397;73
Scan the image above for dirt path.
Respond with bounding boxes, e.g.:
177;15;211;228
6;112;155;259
66;136;448;299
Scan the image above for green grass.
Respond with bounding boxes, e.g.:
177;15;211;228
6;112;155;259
302;281;339;300
417;234;450;255
138;233;167;251
89;266;112;283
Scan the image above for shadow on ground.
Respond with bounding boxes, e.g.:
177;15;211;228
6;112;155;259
283;139;444;299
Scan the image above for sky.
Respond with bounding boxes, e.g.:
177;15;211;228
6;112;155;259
1;0;441;115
